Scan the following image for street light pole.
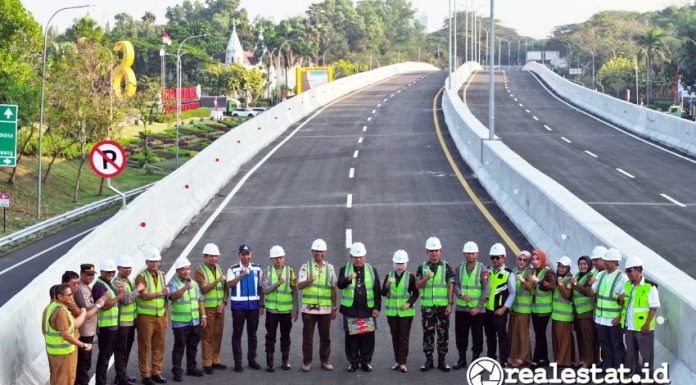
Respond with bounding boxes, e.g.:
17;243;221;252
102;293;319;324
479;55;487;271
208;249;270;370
448;0;453;89
488;0;496;140
453;0;457;69
37;4;93;219
176;33;206;168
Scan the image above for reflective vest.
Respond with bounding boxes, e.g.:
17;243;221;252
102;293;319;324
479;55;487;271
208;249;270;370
594;270;623;320
113;275;136;325
169;276;200;323
341;263;375;308
96;277;118;328
572;272;593;315
45;301;76;356
456;262;483;308
136;270;166;317
420;261;449;307
620;280;656;331
266;266;293;313
301;260;333;307
199;264;225;308
512;268;532;314
590;268;602;280
486;267;510;311
532;267;552;314
385;271;416;317
552;276;574;322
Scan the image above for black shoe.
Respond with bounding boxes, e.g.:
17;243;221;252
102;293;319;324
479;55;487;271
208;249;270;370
172;374;182;383
128;377;138;384
248;360;262;370
420;358;434;372
186;368;204;377
234;365;244;373
281;359;291;371
361;363;373;372
266;353;274;372
151;375;167;384
142;378;155;385
211;364;227;370
347;363;358;372
438;361;451;372
453;358;467;370
203;366;214;375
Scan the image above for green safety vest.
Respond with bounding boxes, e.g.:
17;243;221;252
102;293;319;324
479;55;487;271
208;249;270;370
572;272;594;315
136;270;166;317
113;275;136;325
301;260;333;307
199;264;225;308
532;267;553;314
341;263;375;308
420;261;449;307
266;266;293;313
486;267;510;311
620;280;657;331
552;276;574;322
45;301;76;356
590;268;601;280
385;271;416;317
456;262;483;308
96;277;118;328
594;270;623;320
512;268;532;314
169;276;200;323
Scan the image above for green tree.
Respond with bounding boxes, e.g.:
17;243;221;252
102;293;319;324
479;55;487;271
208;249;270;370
635;27;670;106
598;57;636;97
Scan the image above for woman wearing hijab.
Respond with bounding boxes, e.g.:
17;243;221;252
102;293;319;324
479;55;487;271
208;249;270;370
508;250;533;367
551;256;575;367
529;249;556;367
569;256;598;368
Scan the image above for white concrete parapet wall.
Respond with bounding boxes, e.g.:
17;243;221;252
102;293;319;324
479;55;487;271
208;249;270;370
0;62;438;385
524;61;696;157
443;63;696;381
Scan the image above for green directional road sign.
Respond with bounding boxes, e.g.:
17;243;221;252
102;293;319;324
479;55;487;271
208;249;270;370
0;105;17;167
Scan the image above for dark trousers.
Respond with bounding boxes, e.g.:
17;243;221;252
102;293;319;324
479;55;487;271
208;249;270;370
531;314;550;363
345;331;375;365
484;310;509;364
232;309;260;364
455;310;484;359
596;324;625;370
302;313;332;364
114;325;135;385
265;312;292;355
387;316;413;365
625;329;654;374
172;325;201;375
96;328;118;385
75;335;94;385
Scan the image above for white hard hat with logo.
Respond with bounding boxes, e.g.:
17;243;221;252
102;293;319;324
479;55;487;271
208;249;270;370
590;245;607;260
173;257;192;270
350;242;367;257
489;243;506;256
392;250;409;263
425;237;442;250
625;256;644;269
557;256;572;267
311;239;328;251
270;245;285;259
603;248;622;262
463;241;479;253
143;245;162;261
100;258;117;272
116;255;133;268
202;243;221;256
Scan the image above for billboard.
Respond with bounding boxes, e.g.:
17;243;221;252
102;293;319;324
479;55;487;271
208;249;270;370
296;66;334;94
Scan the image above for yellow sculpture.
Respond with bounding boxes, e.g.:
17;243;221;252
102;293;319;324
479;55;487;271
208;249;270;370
112;41;137;98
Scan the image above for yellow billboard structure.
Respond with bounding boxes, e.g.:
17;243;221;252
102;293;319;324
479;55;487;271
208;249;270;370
295;66;334;94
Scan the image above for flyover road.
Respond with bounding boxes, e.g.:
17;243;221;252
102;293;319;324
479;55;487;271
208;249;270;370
109;70;531;384
465;67;696;277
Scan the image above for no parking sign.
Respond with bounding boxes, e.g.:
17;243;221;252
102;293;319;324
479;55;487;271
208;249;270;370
89;140;127;178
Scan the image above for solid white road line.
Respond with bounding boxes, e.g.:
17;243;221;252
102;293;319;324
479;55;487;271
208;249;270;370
347;194;353;208
354;150;359;158
660;193;687;208
616;168;635;179
544;125;552;131
561;137;572;144
349;168;355;179
358;137;363;144
346;229;353;248
584;150;598;158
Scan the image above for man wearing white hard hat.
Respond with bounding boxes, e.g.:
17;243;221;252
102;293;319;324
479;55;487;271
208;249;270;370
381;250;419;373
589;245;607;281
620;256;660;375
483;243;515;367
591;247;628;370
551;256;574;367
113;255;143;385
337;242;381;373
194;243;228;374
167;257;206;381
453;241;489;370
262;245;298;372
92;258;126;385
415;236;455;372
135;246;169;385
297;239;338;372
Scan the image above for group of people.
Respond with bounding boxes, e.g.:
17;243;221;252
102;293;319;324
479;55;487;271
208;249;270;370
42;236;660;385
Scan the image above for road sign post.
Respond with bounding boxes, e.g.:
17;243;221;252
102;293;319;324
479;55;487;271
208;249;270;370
0;105;18;167
0;192;9;232
89;140;129;209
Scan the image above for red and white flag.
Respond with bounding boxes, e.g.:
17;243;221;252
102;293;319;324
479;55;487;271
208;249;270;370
162;31;172;46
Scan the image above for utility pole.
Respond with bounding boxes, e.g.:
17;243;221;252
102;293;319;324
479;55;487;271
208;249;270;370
488;0;496;140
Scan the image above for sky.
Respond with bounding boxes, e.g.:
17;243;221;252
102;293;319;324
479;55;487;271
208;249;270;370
22;0;682;38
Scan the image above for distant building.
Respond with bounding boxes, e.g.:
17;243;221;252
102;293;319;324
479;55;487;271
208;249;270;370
225;23;252;67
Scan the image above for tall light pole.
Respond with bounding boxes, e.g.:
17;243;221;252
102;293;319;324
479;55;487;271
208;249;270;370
448;0;453;89
453;0;458;69
488;0;496;140
37;4;93;219
464;0;469;62
176;33;206;168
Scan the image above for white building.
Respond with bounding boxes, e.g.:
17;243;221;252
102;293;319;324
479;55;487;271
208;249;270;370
225;23;252;67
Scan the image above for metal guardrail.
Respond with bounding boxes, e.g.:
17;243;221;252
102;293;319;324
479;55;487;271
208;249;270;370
0;182;155;250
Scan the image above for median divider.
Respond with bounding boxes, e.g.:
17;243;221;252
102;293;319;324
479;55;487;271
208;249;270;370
443;63;696;382
1;61;438;385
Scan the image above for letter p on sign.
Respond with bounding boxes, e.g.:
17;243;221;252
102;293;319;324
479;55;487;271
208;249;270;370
89;140;127;178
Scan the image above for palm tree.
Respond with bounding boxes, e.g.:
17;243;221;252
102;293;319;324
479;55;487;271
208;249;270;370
635;27;670;106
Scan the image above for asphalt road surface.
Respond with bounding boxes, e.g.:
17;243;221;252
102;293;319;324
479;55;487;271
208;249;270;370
465;67;696;278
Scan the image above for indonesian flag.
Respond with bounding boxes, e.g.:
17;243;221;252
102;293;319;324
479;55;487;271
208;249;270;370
162;31;172;46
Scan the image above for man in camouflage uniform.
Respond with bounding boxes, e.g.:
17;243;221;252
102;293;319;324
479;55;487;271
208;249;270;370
415;237;455;372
